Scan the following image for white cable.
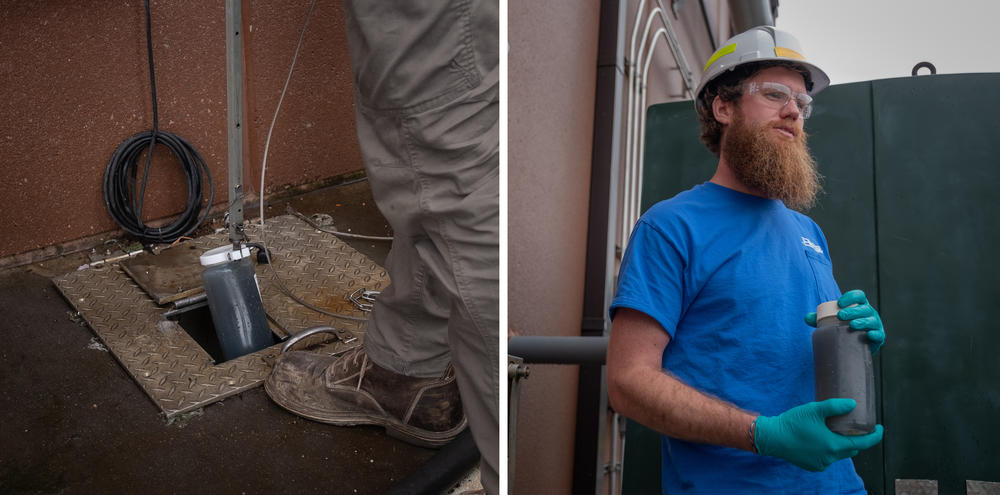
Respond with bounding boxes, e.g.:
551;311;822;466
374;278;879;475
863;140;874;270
259;0;317;229
252;0;367;323
286;205;393;241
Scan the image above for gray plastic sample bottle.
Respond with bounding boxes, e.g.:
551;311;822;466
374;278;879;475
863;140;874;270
200;245;272;361
812;300;876;435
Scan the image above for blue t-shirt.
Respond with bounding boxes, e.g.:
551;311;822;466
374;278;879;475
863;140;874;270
610;182;865;494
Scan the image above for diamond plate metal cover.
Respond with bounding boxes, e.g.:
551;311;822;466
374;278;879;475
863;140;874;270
53;215;389;418
120;236;219;305
255;216;387;336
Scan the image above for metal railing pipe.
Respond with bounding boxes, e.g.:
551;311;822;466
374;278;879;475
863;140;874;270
624;8;665;246
507;336;609;365
636;27;669;214
654;0;696;98
623;6;661;248
622;0;651;247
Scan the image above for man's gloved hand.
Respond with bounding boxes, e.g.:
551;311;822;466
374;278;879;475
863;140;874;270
805;289;885;354
754;399;884;472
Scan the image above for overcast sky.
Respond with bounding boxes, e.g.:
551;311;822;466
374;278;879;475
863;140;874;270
775;0;1000;85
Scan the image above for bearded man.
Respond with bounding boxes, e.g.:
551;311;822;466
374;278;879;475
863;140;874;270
606;27;887;494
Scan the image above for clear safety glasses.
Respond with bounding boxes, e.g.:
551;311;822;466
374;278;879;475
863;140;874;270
745;81;814;119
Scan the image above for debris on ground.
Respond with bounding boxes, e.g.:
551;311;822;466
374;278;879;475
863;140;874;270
67;310;87;327
86;337;108;352
166;408;204;428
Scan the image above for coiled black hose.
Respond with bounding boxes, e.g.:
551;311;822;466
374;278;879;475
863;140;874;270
102;0;212;243
103;130;212;242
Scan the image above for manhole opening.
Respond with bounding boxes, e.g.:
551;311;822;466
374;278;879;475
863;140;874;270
168;305;280;364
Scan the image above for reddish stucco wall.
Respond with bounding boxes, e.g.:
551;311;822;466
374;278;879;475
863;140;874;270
0;0;362;258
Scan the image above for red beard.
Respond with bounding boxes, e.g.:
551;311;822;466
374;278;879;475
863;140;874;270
722;110;822;211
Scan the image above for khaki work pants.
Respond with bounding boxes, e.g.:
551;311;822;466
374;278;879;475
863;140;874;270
342;1;500;493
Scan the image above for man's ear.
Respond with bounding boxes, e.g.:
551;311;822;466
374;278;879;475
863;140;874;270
713;95;734;125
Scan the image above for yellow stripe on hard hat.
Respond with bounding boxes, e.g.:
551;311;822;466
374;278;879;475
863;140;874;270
704;43;736;72
774;47;805;61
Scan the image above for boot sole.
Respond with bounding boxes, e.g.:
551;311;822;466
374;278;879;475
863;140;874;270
264;379;467;449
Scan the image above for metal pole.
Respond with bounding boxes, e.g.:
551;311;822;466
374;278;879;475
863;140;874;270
508;336;610;365
609;411;620;495
225;0;245;246
508;356;529;491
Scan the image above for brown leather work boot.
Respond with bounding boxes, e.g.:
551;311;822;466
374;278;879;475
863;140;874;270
264;345;466;448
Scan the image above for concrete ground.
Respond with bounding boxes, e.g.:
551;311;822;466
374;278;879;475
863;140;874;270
0;180;479;494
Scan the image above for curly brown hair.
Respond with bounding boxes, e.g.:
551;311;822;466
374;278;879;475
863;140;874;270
695;61;812;156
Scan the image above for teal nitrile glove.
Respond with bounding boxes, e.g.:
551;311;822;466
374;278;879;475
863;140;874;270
805;289;886;354
754;399;884;472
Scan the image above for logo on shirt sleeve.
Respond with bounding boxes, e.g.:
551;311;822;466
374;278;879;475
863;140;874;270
801;236;824;254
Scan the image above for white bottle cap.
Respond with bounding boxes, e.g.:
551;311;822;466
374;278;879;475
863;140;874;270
200;244;252;267
816;300;841;320
817;299;860;320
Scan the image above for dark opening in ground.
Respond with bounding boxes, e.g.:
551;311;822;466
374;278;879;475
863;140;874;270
169;304;280;364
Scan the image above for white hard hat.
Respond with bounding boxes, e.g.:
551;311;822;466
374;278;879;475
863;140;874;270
695;26;830;103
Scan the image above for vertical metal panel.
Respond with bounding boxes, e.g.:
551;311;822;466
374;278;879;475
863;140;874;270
873;73;1000;494
622;418;661;494
639;103;716;211
806;81;884;494
806;82;879;304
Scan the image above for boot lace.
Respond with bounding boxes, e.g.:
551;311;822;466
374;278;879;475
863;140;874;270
339;346;369;390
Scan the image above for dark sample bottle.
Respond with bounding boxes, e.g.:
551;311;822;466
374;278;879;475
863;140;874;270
812;300;876;435
200;245;273;361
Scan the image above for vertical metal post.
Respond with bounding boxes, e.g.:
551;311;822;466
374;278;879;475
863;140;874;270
573;0;626;493
508;357;529;491
225;0;245;245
